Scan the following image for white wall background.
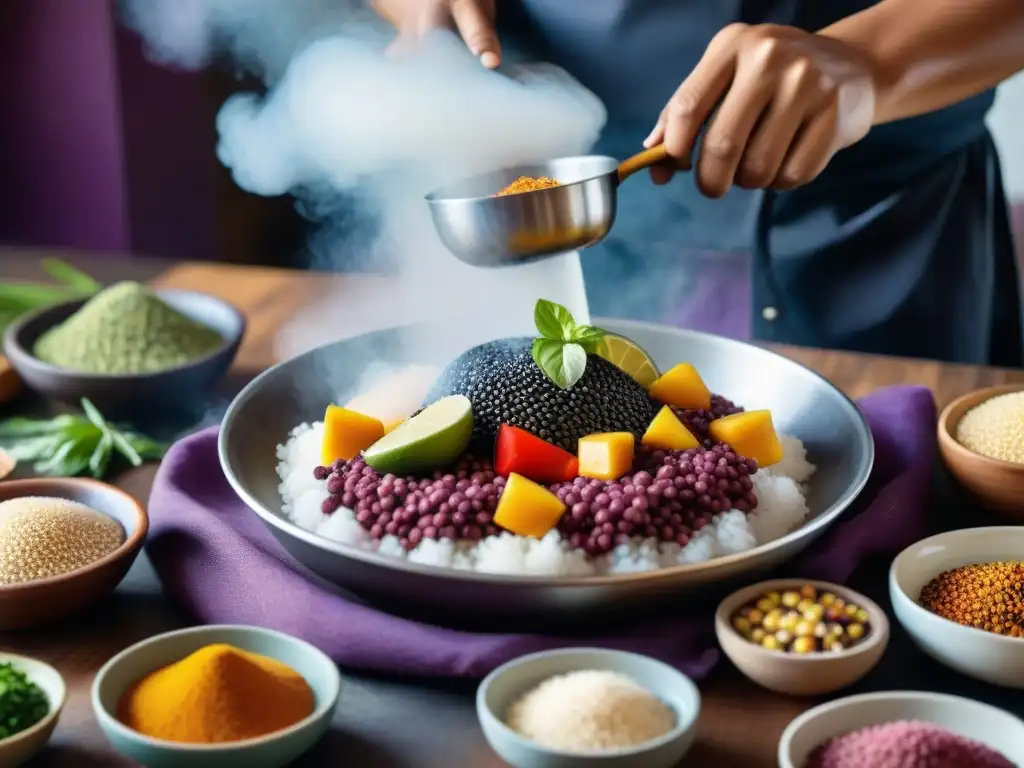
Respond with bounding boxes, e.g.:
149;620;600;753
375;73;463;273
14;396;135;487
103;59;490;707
990;73;1024;201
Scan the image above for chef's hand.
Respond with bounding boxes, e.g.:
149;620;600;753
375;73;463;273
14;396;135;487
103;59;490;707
646;23;880;197
385;0;500;68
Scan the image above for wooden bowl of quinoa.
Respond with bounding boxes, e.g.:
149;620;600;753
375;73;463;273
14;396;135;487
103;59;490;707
938;384;1024;519
0;478;148;630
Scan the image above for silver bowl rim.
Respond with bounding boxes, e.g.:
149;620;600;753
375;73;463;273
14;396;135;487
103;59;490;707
218;318;875;586
424;154;619;203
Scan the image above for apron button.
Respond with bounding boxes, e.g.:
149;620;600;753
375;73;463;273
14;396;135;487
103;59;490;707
762;306;779;322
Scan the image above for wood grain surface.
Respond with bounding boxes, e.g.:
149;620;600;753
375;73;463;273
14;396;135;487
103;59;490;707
1;253;1024;767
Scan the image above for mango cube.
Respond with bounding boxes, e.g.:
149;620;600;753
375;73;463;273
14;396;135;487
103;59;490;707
708;409;784;467
321;405;386;465
648;363;712;410
642;406;701;451
577;432;635;481
493;473;567;538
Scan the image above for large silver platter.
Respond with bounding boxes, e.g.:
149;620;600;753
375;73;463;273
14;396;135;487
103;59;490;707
219;319;873;626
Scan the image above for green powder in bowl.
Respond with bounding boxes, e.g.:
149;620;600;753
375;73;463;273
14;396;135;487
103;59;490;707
33;282;224;375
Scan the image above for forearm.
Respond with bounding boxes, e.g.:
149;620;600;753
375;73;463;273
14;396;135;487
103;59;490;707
820;0;1024;124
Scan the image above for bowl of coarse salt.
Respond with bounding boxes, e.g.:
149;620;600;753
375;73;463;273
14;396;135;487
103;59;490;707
476;648;700;768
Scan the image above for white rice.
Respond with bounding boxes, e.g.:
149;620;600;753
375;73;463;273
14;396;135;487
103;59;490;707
275;422;816;576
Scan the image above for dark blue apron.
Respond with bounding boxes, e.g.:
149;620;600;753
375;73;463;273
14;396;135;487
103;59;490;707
506;0;1022;366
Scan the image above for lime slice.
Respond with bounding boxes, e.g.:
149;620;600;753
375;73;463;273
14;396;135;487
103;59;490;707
363;395;474;475
597;334;660;389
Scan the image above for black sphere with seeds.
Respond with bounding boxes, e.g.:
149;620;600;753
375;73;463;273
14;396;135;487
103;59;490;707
426;338;658;452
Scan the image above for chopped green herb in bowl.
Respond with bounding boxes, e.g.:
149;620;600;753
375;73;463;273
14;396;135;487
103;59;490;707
0;661;50;741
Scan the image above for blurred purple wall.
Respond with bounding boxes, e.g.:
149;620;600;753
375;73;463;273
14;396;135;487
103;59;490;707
0;0;216;259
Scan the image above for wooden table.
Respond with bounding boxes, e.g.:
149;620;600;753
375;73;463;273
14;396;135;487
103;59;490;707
3;253;1024;767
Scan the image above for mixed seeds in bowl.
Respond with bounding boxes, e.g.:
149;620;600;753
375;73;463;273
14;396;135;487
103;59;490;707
731;584;872;653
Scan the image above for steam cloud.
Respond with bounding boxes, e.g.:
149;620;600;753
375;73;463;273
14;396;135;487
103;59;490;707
121;0;607;389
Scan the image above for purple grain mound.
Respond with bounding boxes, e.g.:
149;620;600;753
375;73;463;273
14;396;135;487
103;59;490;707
806;720;1015;768
313;442;757;556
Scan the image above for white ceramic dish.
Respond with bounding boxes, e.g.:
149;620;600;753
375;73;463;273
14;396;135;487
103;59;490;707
778;691;1024;767
0;653;66;768
476;648;700;768
889;526;1024;688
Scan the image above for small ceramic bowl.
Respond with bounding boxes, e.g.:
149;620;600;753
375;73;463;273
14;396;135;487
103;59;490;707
778;690;1024;768
92;624;342;768
476;647;701;768
938;384;1024;518
0;478;148;631
715;578;890;696
889;526;1024;688
2;288;245;416
0;653;66;768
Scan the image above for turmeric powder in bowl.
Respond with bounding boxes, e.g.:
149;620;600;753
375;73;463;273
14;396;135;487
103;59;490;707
495;176;561;197
117;643;315;744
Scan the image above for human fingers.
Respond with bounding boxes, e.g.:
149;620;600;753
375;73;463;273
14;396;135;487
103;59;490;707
645;23;744;161
694;49;777;198
734;58;825;189
450;0;501;68
649;163;675;186
772;106;839;189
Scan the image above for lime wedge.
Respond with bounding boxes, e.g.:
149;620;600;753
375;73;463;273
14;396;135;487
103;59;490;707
363;395;474;475
597;334;660;389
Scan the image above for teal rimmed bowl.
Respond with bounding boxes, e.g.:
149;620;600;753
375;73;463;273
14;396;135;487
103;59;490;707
91;625;341;768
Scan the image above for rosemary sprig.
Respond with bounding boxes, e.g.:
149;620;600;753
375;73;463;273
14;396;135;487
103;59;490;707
0;399;167;480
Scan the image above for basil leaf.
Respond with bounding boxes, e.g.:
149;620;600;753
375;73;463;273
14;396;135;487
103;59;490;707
534;299;576;341
569;324;605;354
41;258;101;293
532;338;588;389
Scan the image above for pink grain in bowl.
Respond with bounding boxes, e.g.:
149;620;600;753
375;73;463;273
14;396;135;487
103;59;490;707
778;692;1024;768
806;719;1014;768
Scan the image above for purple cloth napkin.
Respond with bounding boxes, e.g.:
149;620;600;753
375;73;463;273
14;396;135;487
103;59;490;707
146;385;936;680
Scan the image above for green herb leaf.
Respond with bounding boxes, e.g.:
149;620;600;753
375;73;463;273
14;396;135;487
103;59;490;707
41;258;102;293
110;430;143;467
4;435;64;462
532;338;588;389
534;299;576;341
123;432;169;460
0;400;162;479
569;324;606;354
0;414;79;438
89;432;114;478
80;398;109;432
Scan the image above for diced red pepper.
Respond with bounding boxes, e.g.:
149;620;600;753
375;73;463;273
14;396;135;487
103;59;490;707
495;424;579;483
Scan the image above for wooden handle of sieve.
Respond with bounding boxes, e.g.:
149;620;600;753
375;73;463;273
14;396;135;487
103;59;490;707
617;144;670;183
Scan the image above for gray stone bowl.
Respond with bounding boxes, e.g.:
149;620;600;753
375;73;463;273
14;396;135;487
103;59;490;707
476;648;701;768
2;289;245;418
